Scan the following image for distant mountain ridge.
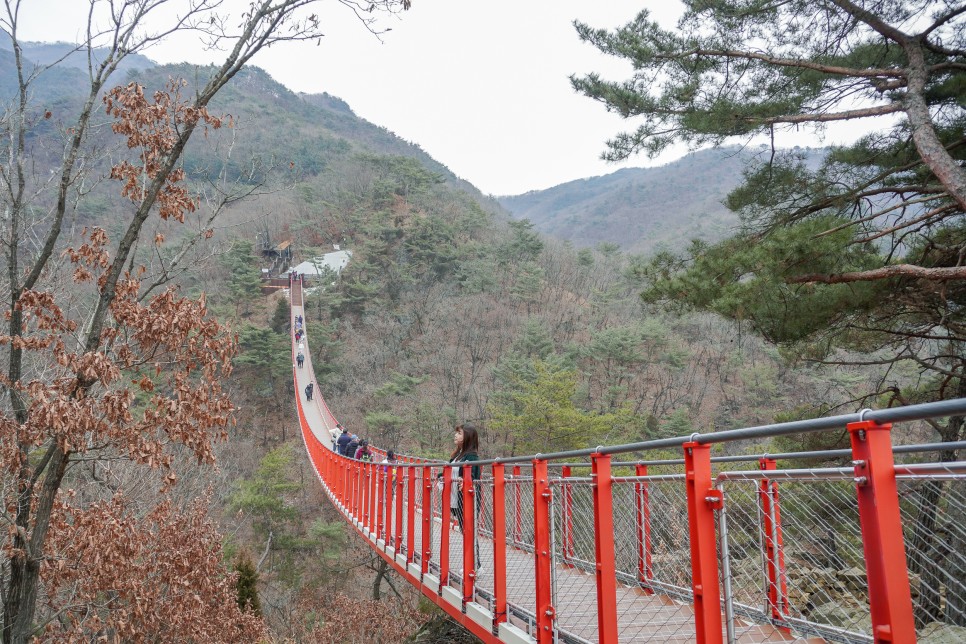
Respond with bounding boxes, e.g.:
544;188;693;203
1;35;823;257
498;147;825;255
0;41;477;195
0;31;157;75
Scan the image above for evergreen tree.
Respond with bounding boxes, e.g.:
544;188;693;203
234;552;262;616
573;1;965;417
489;360;632;454
222;240;263;317
236;325;291;412
270;297;290;334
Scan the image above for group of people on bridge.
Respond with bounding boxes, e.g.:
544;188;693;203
333;425;378;462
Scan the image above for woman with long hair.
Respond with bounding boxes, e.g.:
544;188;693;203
449;423;481;532
448;422;482;571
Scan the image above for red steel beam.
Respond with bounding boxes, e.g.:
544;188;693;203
421;466;432;576
592;453;619;644
533;458;555;644
406;466;416;565
758;457;789;622
512;465;522;548
440;466;453;592
462;464;476;604
684;441;723;644
848;420;915;643
395;465;404;553
492;462;508;627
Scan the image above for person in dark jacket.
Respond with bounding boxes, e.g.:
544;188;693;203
448;422;482;571
449;423;481;532
336;427;352;455
344;435;360;459
355;439;371;461
304;382;313;400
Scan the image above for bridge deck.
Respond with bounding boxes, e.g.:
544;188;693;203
291;291;826;643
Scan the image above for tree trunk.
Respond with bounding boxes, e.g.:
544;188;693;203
902;40;966;212
372;558;389;600
908;476;947;627
3;446;69;644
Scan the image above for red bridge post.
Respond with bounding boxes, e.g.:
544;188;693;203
533;458;555;644
440;466;453;591
353;460;361;518
351;461;359;517
635;463;654;594
421;466;432;576
336;458;342;504
848;420;916;643
344;459;350;510
376;463;385;542
394;464;404;553
343;459;350;508
362;462;368;523
355;462;362;516
362;462;371;531
370;462;378;535
387;464;395;544
462;464;476;604
512;465;522;548
406;466;416;566
592;453;619;644
684;441;723;644
492;462;508;628
759;457;788;622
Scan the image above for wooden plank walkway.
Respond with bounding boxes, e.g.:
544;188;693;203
291;291;822;643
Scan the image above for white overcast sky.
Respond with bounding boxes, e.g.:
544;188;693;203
19;1;855;196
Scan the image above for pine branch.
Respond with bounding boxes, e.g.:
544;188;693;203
789;264;966;284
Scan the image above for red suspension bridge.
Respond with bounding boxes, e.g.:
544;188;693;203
288;278;966;644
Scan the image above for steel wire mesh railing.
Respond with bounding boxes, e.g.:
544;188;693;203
551;477;598;643
504;473;537;627
612;474;697;642
428;466;444;578
508;472;536;552
718;472;870;642
897;462;966;635
474;478;496;600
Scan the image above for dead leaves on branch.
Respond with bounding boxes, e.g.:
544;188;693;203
104;79;227;223
0;226;237;471
42;493;265;641
303;593;423;643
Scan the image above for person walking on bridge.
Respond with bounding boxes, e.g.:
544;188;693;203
304;381;314;401
296;351;304;368
336;426;351;455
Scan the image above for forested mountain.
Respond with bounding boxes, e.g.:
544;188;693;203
498;146;826;254
1;27;946;643
0;31;157;74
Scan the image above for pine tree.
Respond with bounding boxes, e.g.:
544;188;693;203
234;552;262;616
